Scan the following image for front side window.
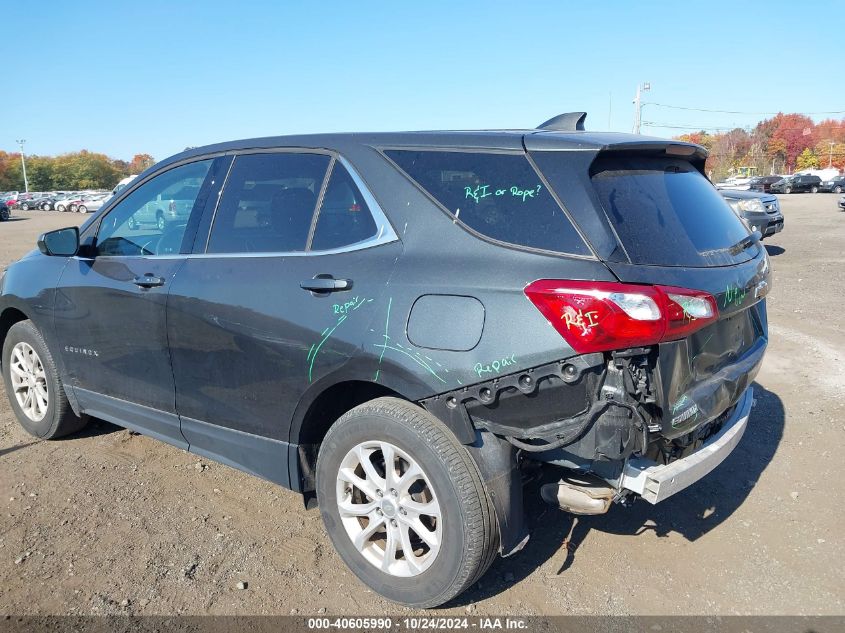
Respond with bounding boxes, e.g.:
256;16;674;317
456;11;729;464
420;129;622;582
96;160;212;256
384;149;590;256
206;152;330;254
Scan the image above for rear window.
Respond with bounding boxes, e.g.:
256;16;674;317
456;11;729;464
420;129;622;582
311;164;378;251
384;150;590;256
583;154;756;267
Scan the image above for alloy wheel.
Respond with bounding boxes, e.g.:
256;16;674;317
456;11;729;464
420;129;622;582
9;342;49;422
336;440;442;577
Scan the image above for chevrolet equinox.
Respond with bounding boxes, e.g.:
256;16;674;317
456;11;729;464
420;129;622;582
0;113;770;607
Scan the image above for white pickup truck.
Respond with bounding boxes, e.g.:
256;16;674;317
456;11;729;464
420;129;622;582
126;183;201;231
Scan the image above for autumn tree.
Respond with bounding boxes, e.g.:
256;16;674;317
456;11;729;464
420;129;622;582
128;153;155;174
795;148;820;170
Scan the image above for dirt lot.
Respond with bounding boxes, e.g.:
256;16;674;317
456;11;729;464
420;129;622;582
0;199;843;616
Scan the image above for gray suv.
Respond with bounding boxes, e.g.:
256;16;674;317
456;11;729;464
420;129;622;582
0;113;770;607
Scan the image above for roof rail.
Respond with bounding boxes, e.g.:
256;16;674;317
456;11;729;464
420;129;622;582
537;112;587;132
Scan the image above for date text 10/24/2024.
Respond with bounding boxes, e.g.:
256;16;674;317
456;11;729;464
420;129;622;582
307;617;529;630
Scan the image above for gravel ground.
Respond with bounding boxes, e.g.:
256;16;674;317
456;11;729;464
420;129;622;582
0;198;843;616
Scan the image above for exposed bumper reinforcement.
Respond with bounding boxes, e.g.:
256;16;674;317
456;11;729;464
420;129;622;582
621;387;753;504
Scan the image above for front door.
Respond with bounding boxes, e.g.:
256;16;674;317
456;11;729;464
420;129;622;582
54;158;217;445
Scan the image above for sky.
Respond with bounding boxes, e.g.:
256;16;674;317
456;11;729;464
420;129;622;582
3;0;843;162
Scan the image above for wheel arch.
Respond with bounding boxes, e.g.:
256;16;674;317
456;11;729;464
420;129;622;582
290;379;403;502
1;302;81;416
0;307;29;369
288;356;477;499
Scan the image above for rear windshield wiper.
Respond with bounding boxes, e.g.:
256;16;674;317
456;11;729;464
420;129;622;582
728;231;761;256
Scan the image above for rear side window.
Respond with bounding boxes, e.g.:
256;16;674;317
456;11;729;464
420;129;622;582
311;164;378;251
582;154;756;267
384;150;590;256
207;152;330;254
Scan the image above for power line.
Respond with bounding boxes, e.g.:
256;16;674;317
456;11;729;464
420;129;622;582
644;103;845;116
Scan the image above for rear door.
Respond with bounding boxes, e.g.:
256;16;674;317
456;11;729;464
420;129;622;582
531;147;770;436
166;151;401;483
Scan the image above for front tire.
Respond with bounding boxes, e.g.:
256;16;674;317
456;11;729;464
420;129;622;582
2;320;87;439
316;397;499;608
784;186;792;194
78;205;87;213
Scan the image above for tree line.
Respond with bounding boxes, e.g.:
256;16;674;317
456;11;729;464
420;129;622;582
4;114;844;192
676;113;845;181
0;151;155;192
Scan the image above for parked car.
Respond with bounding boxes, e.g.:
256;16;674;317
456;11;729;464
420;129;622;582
38;195;71;211
65;194;103;212
719;189;784;238
0;115;770;608
819;175;845;194
65;197;85;213
18;195;51;211
125;182;201;230
76;195;109;214
54;194;80;212
770;174;822;193
748;175;784;193
839;194;845;211
0;201;9;221
112;175;138;196
714;176;751;190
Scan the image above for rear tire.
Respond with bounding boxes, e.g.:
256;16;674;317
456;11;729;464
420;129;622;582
56;204;65;212
0;207;8;221
834;186;842;194
156;213;166;231
2;320;87;439
316;397;499;608
811;186;819;193
78;205;87;213
21;203;29;211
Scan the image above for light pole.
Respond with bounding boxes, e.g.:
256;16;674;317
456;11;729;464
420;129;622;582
830;141;835;168
15;139;29;193
632;82;650;134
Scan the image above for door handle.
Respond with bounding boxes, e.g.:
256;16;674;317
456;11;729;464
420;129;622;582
133;274;166;289
300;276;352;293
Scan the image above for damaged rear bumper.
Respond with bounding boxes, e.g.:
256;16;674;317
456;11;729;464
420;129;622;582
620;386;753;504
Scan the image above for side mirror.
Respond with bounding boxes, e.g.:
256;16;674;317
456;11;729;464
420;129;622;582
37;227;79;257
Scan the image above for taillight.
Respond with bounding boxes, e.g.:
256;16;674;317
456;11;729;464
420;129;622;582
524;279;718;354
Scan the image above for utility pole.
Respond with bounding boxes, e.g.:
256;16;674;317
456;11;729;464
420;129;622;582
15;139;28;193
632;82;650;134
830;141;835;168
